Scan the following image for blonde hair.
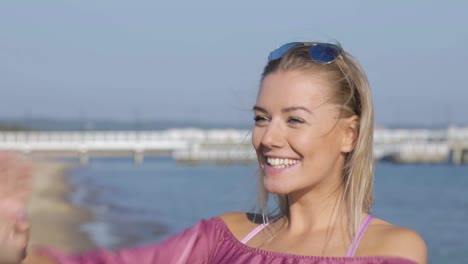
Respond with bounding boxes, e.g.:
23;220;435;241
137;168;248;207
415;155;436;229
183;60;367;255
255;43;375;239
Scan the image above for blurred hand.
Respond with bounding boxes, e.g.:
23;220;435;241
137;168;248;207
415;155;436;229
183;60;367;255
0;152;31;264
0;215;29;264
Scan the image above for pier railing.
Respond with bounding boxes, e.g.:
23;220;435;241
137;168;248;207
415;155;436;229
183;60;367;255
1;126;468;164
0;129;252;164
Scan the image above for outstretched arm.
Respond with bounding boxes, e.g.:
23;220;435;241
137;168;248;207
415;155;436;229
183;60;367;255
0;151;221;264
30;217;220;264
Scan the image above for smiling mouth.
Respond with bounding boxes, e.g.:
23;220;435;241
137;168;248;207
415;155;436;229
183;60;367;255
266;157;300;169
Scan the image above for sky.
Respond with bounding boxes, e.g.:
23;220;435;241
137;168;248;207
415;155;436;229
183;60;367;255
1;1;467;127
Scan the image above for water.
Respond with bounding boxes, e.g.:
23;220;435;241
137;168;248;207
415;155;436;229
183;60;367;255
68;158;468;263
69;157;257;247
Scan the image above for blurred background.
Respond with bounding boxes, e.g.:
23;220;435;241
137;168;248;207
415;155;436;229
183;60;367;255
1;1;468;263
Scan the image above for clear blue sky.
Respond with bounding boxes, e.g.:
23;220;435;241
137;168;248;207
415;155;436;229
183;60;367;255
1;1;467;126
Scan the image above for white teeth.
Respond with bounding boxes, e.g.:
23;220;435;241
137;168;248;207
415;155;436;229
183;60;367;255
266;157;298;168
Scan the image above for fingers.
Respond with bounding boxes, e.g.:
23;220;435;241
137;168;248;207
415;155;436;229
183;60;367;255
15;217;30;232
13;220;30;248
0;212;30;264
0;152;32;219
12;217;30;263
0;152;32;264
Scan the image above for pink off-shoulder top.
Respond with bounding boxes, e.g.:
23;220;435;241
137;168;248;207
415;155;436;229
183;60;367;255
39;216;417;264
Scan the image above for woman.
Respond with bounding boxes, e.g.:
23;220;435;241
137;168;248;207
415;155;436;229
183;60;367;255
9;41;427;263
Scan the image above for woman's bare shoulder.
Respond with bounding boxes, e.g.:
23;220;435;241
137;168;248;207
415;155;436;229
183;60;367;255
218;212;263;240
361;217;427;264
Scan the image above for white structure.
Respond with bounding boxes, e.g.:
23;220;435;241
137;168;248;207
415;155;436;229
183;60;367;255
0;129;252;164
1;126;468;164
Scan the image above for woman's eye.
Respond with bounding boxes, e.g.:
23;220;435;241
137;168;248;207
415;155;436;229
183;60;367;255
253;116;269;124
287;117;305;124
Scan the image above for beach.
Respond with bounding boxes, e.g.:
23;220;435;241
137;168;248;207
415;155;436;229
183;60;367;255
27;160;96;254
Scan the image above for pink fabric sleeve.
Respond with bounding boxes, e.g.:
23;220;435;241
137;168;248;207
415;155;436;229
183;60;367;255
37;217;223;264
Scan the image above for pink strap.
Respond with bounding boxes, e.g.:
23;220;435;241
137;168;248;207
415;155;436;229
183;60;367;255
241;215;373;256
345;215;373;257
240;222;269;244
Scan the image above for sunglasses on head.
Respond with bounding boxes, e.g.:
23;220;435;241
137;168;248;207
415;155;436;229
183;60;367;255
268;42;343;64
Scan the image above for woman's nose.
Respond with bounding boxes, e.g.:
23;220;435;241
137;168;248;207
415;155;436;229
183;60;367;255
260;122;285;149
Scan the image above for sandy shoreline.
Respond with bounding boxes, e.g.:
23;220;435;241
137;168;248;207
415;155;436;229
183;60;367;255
27;160;96;253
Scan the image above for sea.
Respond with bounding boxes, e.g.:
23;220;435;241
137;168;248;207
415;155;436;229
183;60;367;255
66;157;468;264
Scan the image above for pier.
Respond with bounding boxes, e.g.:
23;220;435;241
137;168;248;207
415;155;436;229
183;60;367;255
1;126;468;165
0;129;252;165
448;126;468;165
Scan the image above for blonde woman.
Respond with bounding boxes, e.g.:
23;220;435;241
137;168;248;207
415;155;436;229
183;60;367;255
9;41;427;264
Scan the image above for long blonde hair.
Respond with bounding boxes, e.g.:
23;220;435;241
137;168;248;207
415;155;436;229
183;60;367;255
255;43;375;239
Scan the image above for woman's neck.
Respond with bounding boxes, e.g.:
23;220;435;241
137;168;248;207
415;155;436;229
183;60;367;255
285;183;346;234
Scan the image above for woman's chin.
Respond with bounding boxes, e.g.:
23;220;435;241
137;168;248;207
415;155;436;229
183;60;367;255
263;180;293;195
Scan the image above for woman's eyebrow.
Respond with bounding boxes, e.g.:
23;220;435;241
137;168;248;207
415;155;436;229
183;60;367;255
252;105;268;113
252;105;313;114
282;106;312;114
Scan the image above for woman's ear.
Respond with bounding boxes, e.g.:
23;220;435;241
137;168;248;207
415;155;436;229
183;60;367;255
341;115;360;153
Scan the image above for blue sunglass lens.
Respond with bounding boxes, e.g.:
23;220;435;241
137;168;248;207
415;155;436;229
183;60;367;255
268;42;304;61
308;44;341;63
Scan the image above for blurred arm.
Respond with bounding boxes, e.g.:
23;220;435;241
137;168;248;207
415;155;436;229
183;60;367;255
31;218;220;264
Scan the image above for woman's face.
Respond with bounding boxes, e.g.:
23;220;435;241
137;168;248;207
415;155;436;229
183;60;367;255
252;70;353;195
